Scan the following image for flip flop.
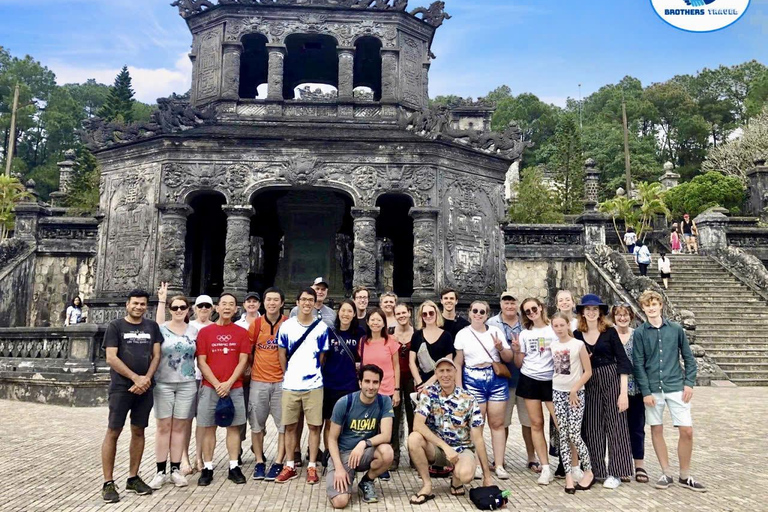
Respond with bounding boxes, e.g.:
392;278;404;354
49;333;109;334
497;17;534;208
450;484;466;496
410;493;436;505
635;467;649;483
527;461;542;474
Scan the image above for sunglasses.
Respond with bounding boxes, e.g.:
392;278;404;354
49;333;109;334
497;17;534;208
471;308;487;315
524;306;540;316
196;303;212;309
170;305;189;312
422;310;436;318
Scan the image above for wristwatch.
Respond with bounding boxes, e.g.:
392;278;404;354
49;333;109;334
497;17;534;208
365;439;373;448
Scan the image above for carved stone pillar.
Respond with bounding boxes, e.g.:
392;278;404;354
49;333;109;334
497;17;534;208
156;203;192;296
696;208;729;254
338;47;355;103
266;44;286;102
583;158;601;212
222;205;254;298
659;161;681;191
351;207;380;294
747;157;768;222
409;207;439;300
221;42;244;101
380;49;399;104
422;57;431;108
49;149;76;207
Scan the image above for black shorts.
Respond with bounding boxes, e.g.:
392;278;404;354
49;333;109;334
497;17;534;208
515;373;553;402
108;388;154;430
322;388;356;420
660;272;671;279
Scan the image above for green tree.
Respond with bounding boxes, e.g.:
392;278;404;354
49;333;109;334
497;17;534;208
508;166;564;224
65;146;100;213
703;107;768;183
481;85;512;104
599;195;639;251
664;171;746;219
746;70;768;119
491;92;559;165
65;79;110;118
551;113;584;214
98;66;136;123
636;182;669;241
0;174;31;240
429;95;464;108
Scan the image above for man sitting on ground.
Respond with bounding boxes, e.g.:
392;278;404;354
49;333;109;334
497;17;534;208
326;364;394;509
407;357;491;504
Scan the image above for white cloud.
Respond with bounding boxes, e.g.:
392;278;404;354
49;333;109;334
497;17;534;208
50;52;192;104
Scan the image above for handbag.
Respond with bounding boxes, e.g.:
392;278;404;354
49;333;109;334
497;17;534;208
469;330;512;380
416;339;436;375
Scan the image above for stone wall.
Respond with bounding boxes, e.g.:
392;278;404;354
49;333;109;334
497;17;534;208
504;259;588;312
0;243;35;328
30;255;95;327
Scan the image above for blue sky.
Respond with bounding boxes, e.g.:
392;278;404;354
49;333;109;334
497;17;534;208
1;0;766;105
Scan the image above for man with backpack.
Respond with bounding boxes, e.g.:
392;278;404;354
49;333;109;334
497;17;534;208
326;364;394;508
248;287;289;481
276;287;331;485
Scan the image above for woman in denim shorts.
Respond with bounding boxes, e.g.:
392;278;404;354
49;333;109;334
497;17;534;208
453;301;514;480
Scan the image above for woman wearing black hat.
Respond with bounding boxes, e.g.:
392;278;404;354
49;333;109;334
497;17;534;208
573;294;633;489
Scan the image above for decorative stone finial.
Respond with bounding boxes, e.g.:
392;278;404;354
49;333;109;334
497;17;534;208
63;149;77;161
663;161;674;171
616;187;626;197
585;158;596;169
25;179;36;191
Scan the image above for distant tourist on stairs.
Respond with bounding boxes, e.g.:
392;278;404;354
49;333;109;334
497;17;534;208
633;240;651;276
633;290;705;493
681;213;699;254
658;252;671;289
623;227;637;254
670;224;682;254
65;296;83;325
100;289;162;503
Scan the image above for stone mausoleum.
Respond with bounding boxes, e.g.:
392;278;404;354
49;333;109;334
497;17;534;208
83;0;528;321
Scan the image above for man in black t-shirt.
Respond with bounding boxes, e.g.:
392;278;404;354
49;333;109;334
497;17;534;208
440;288;469;337
100;289;162;503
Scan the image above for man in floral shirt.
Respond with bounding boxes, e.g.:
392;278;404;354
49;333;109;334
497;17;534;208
406;358;491;505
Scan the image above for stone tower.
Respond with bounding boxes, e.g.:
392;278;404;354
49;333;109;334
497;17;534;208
85;0;527;321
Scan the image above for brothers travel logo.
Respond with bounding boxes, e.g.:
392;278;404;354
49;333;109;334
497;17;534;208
650;0;750;32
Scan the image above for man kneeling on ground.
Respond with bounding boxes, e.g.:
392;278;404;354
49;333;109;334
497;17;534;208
408;357;492;504
327;364;394;509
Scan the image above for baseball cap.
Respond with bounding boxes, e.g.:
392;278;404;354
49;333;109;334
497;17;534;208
194;294;213;307
500;290;517;301
244;291;261;302
434;357;457;369
214;396;235;427
313;277;329;287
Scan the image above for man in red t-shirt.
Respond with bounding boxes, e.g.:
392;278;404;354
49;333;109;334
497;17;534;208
196;292;250;486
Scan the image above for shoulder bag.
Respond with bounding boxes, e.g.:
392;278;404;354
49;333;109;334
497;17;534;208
469;329;512;379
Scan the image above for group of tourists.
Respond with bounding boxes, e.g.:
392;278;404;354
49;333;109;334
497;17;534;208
99;278;705;506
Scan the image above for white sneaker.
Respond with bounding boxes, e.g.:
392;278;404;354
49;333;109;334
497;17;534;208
572;468;584;482
474;465;483;480
603;476;621;489
148;471;168;490
537;466;553;485
170;469;188;487
495;466;510;480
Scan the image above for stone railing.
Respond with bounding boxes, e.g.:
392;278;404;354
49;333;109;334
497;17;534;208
726;225;768;265
36;215;100;254
0;324;106;374
503;224;584;259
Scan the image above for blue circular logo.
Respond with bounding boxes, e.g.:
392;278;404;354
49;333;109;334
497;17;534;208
651;0;751;32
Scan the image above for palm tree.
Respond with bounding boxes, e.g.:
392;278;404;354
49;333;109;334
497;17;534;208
599;196;639;251
0;175;31;241
636;182;669;241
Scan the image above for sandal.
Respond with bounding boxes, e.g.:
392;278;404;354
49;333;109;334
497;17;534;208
527;461;542;474
410;493;436;505
450;484;466;496
635;467;649;483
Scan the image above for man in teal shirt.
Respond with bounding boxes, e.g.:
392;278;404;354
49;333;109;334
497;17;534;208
632;290;705;493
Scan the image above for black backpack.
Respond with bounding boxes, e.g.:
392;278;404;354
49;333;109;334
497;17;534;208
469;485;508;510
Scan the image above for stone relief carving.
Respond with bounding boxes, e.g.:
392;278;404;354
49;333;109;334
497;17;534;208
197;25;225;102
226;16;398;47
0;337;69;359
351;208;378;289
400;34;423;106
442;176;500;294
280;156;324;185
222;206;253;293
102;172;155;292
177;0;413;20
412;215;436;289
157;205;192;293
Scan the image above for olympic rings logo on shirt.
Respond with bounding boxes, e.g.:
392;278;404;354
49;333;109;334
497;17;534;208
217;334;232;342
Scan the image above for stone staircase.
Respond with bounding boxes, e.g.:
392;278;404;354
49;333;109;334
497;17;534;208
622;253;768;386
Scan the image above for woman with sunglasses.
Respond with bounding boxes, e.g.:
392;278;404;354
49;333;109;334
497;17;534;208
409;300;455;392
359;307;400;479
454;301;513;480
186;294;214;473
611;303;648;483
513;297;558;485
392;302;415;470
150;283;198;489
574;294;633;489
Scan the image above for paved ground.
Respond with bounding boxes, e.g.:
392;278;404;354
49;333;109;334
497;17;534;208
1;387;766;512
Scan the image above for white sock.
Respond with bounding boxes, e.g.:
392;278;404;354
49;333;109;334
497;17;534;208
204;461;213;471
229;460;239;469
308;462;317;469
286;460;295;469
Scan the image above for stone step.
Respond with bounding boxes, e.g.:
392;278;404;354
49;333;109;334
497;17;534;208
719;362;768;371
696;336;768;343
706;350;768;359
721;369;768;379
730;378;768;386
663;295;765;303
